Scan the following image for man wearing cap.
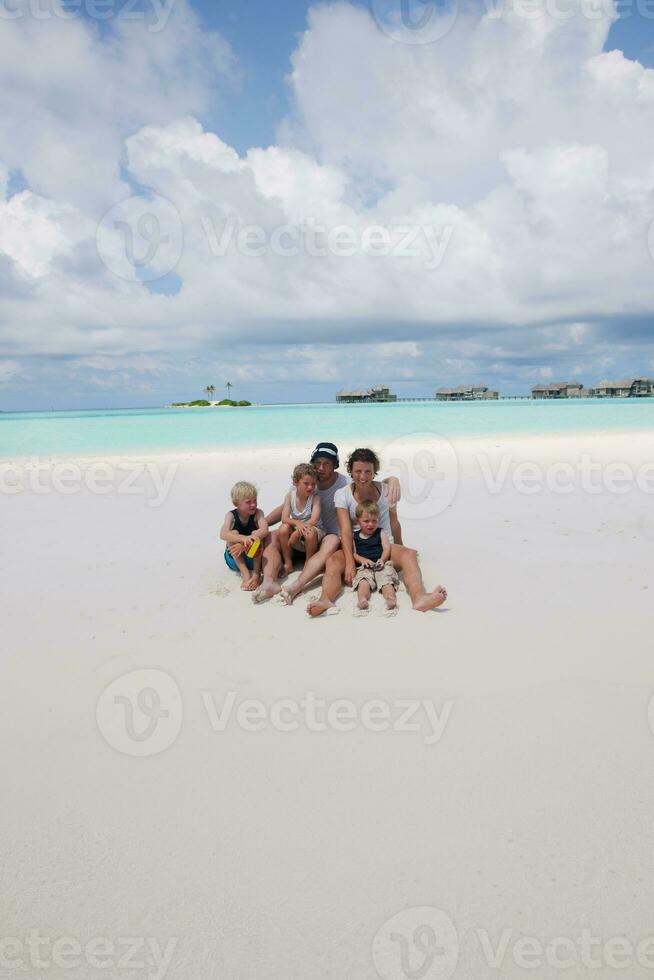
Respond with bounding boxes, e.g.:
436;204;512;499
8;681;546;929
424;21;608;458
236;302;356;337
251;442;402;605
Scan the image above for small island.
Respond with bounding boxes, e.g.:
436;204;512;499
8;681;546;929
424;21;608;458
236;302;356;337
171;384;252;408
171;399;252;408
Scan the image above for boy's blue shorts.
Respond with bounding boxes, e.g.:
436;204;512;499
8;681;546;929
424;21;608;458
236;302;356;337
224;547;254;572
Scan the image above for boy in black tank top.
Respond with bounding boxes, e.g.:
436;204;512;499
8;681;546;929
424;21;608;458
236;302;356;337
220;481;268;591
352;500;399;615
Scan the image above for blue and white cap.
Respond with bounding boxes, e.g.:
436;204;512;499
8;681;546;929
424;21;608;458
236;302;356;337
310;442;340;468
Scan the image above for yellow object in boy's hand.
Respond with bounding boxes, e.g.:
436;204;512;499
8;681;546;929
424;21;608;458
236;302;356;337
246;539;261;559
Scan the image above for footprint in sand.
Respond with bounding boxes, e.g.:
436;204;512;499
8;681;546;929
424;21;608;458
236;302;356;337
214;581;233;598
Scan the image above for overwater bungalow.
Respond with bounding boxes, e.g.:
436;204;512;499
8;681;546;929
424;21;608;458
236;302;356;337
531;382;584;399
336;384;397;403
436;384;499;401
591;378;654;398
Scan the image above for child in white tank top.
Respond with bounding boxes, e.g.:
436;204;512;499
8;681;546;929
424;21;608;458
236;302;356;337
278;463;324;574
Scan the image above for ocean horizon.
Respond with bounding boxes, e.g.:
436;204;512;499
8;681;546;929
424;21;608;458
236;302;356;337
1;399;653;459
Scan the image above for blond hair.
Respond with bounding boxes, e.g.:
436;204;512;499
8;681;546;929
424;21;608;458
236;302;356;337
231;481;257;504
355;500;380;519
292;462;317;483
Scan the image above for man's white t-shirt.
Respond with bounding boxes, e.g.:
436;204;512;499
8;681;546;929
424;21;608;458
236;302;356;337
317;472;349;536
333;482;394;543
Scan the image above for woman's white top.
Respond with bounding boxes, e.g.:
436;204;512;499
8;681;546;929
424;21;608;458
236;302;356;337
290;487;321;526
333;482;394;543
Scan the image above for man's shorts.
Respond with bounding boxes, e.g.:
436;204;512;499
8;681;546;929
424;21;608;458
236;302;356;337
352;561;399;592
224;547;254;572
290;526;326;552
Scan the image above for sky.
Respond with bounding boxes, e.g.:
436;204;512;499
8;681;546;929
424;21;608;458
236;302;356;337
1;0;654;409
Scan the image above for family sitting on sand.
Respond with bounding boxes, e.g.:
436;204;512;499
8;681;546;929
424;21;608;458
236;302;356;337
220;442;447;617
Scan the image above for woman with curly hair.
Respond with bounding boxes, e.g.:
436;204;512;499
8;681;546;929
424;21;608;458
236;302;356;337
306;447;448;617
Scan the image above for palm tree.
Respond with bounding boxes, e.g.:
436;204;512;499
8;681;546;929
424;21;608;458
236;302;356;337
205;385;215;402
226;381;233;400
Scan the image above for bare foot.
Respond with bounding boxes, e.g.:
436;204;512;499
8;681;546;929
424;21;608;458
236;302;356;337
240;571;253;591
247;572;261;591
283;561;293;577
381;586;397;611
281;582;300;606
307;598;337;618
252;580;281;604
412;586;448;612
357;598;369;611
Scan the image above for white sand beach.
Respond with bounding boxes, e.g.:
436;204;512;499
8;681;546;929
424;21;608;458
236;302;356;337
3;431;654;978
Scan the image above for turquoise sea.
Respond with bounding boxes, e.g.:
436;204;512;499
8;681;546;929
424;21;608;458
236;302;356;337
1;400;654;458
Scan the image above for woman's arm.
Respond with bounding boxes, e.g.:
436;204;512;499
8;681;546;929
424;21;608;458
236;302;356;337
265;504;283;527
382;476;401;507
389;508;403;546
337;505;356;585
379;530;392;564
378;481;404;545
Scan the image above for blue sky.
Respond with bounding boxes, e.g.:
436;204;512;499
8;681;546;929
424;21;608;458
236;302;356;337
2;0;654;410
195;0;654;153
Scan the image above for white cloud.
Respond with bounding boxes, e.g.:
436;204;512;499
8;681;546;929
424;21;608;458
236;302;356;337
0;192;92;278
1;0;654;395
0;0;235;212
